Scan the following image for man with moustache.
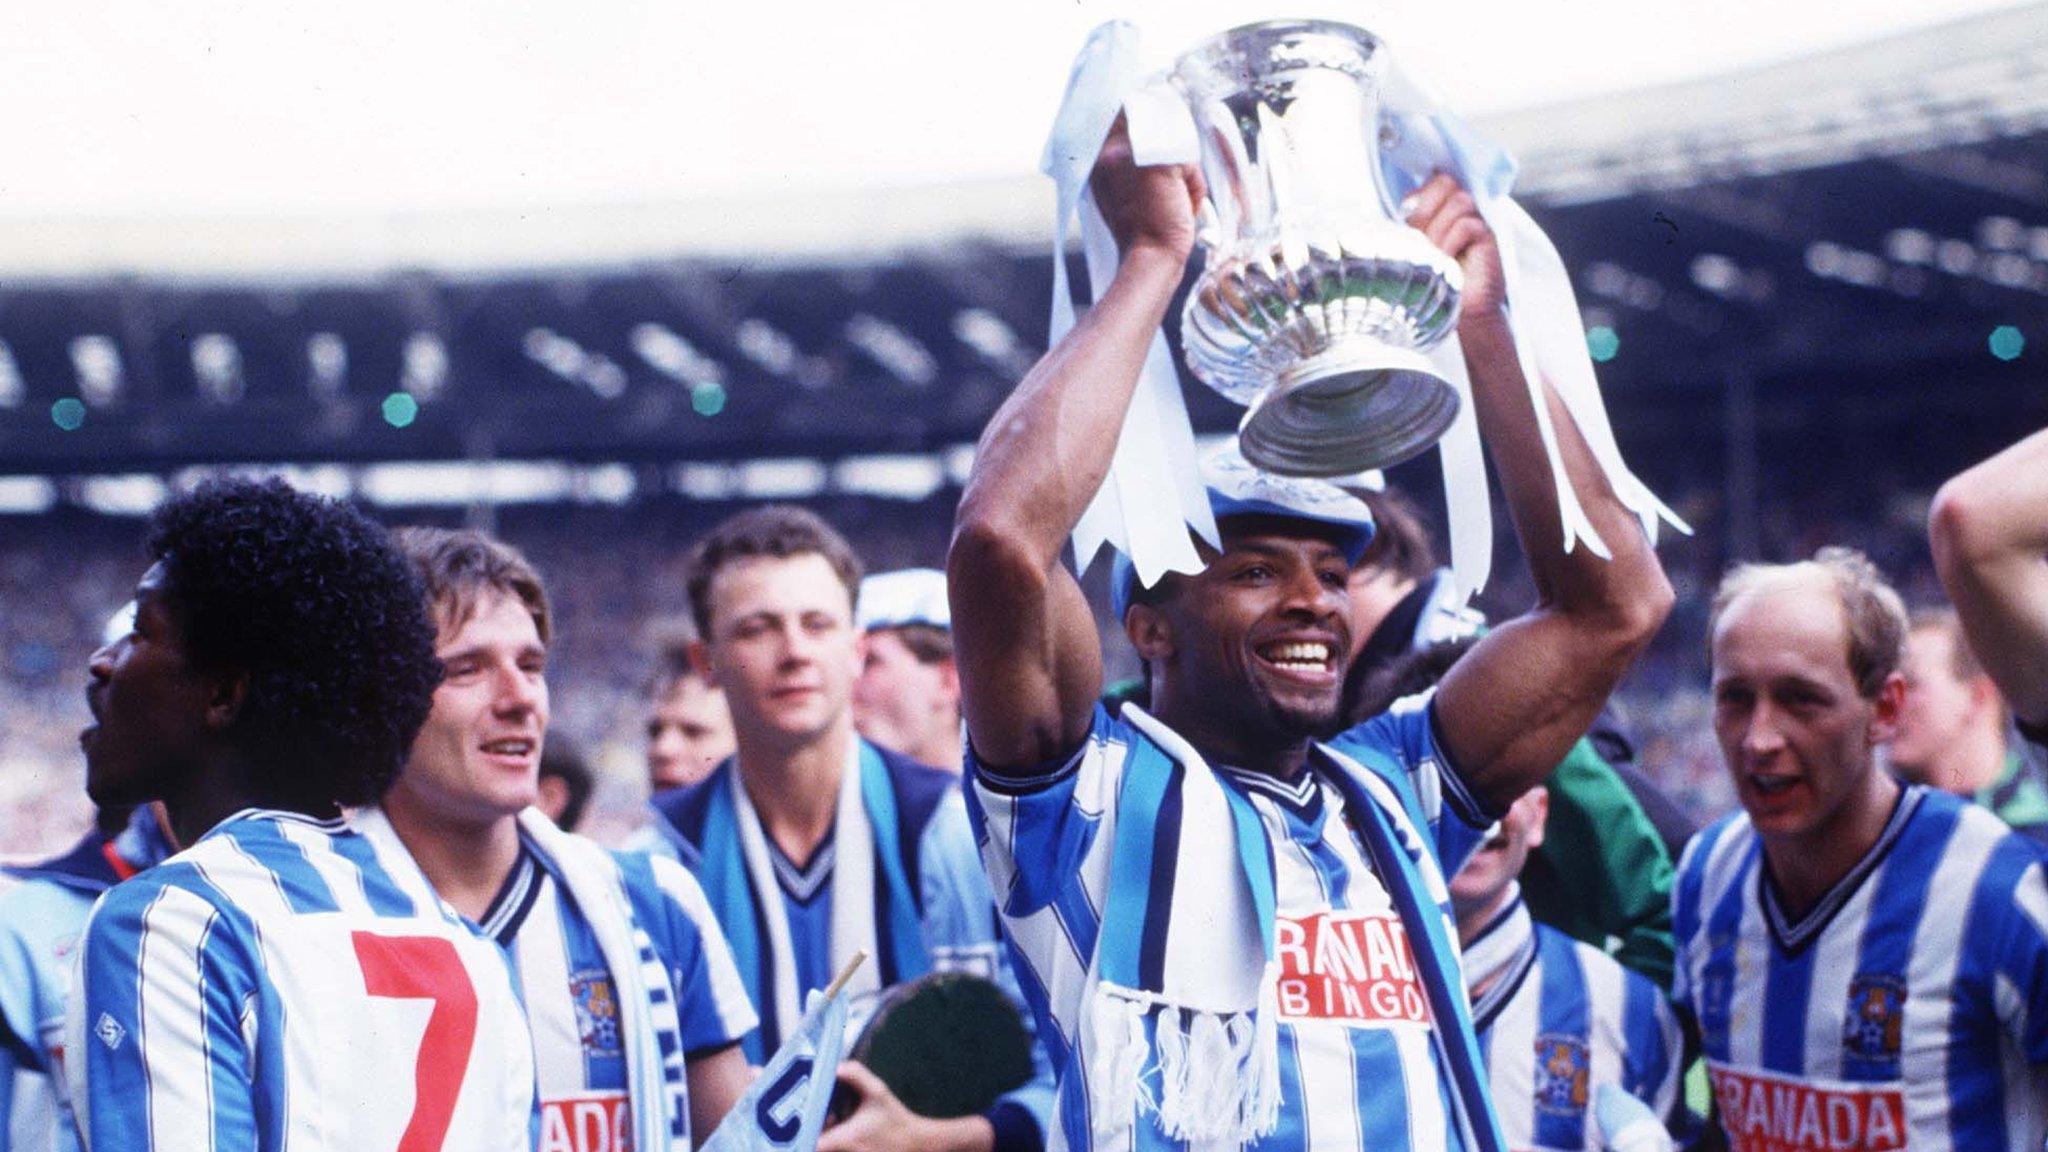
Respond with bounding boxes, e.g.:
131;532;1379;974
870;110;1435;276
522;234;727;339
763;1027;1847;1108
647;506;1050;1152
1673;548;2048;1151
361;526;756;1152
950;121;1672;1152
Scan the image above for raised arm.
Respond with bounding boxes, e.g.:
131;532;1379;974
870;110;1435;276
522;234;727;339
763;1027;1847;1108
948;123;1204;770
1930;427;2048;727
1416;175;1676;814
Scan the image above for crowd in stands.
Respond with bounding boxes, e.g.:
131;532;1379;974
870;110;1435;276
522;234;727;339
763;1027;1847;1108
0;474;1969;857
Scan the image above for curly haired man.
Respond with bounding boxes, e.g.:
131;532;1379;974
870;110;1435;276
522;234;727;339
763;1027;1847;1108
64;477;539;1152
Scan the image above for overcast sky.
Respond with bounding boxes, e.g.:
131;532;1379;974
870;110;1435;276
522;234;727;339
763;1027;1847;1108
0;0;2020;217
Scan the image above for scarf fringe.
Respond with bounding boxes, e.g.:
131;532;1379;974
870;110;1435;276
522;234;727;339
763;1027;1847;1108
1088;978;1282;1148
1089;992;1155;1132
1249;961;1282;1128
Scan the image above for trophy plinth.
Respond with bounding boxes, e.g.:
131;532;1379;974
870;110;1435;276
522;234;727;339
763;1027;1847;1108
1173;20;1463;478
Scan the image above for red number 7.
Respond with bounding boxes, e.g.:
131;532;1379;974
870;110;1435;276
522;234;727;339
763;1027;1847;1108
352;932;480;1152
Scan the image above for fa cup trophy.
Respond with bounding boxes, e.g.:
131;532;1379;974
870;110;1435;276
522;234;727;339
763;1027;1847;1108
1173;20;1463;478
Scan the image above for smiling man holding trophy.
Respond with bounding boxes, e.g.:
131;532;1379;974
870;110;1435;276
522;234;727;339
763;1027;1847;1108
950;18;1676;1152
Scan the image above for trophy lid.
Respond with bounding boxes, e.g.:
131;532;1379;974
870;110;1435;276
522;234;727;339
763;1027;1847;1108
1171;19;1385;101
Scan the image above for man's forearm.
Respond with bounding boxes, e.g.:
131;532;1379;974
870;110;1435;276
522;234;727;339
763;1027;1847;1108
953;246;1185;568
1931;428;2048;724
1935;428;2048;552
949;231;1191;768
1461;310;1668;624
1433;308;1674;811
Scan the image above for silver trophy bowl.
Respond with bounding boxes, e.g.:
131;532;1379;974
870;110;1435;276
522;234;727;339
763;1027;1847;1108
1173;19;1463;478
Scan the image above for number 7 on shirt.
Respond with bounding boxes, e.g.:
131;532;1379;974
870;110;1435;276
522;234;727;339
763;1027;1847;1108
352;932;479;1152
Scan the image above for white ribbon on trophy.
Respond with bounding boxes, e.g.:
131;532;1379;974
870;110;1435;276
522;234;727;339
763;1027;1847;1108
1044;22;1219;588
1042;20;1687;600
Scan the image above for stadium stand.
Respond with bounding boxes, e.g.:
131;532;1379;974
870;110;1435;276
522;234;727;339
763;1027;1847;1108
2;5;2044;851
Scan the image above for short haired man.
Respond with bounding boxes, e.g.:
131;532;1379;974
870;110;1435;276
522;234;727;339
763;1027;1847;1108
853;568;963;774
365;526;757;1152
537;732;596;833
951;126;1672;1151
1891;608;2048;844
66;477;536;1152
1675;548;2048;1150
1930;427;2048;759
1345;486;1482;675
1448;787;1681;1150
647;635;736;794
648;505;1051;1152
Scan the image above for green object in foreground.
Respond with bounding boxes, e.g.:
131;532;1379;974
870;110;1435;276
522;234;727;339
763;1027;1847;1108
850;972;1035;1119
1521;738;1678;990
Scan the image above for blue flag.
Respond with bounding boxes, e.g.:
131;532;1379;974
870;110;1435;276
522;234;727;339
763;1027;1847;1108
1593;1084;1672;1152
699;986;851;1152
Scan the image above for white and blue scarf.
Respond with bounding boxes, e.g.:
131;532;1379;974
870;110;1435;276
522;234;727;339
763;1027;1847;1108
517;809;691;1152
1088;706;1505;1152
694;740;927;1061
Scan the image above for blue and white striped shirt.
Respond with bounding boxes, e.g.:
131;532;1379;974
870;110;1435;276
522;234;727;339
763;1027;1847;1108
0;809;173;1152
657;744;1055;1152
1466;896;1680;1151
970;693;1496;1152
486;835;757;1151
66;809;537;1152
1673;785;2048;1152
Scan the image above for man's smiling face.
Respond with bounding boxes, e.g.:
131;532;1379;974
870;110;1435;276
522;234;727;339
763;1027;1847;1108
1140;515;1356;744
392;588;549;829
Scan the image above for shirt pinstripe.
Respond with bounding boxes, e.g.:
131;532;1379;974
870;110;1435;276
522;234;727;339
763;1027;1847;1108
969;693;1495;1152
489;838;757;1149
66;809;537;1152
1673;786;2048;1152
1468;898;1681;1151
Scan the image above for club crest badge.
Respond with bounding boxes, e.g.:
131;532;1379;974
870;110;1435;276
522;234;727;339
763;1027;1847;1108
1532;1034;1591;1115
1842;974;1906;1067
570;969;623;1058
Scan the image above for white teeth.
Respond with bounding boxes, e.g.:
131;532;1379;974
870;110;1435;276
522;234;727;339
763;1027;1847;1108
1263;642;1331;667
482;740;532;755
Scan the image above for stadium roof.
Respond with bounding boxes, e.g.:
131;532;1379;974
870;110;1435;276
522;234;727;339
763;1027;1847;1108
0;4;2041;494
0;1;2036;276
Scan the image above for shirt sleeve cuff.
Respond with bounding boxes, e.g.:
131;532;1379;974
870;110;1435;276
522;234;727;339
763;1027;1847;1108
969;740;1087;798
683;1036;746;1061
1426;697;1503;826
982;1099;1045;1152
